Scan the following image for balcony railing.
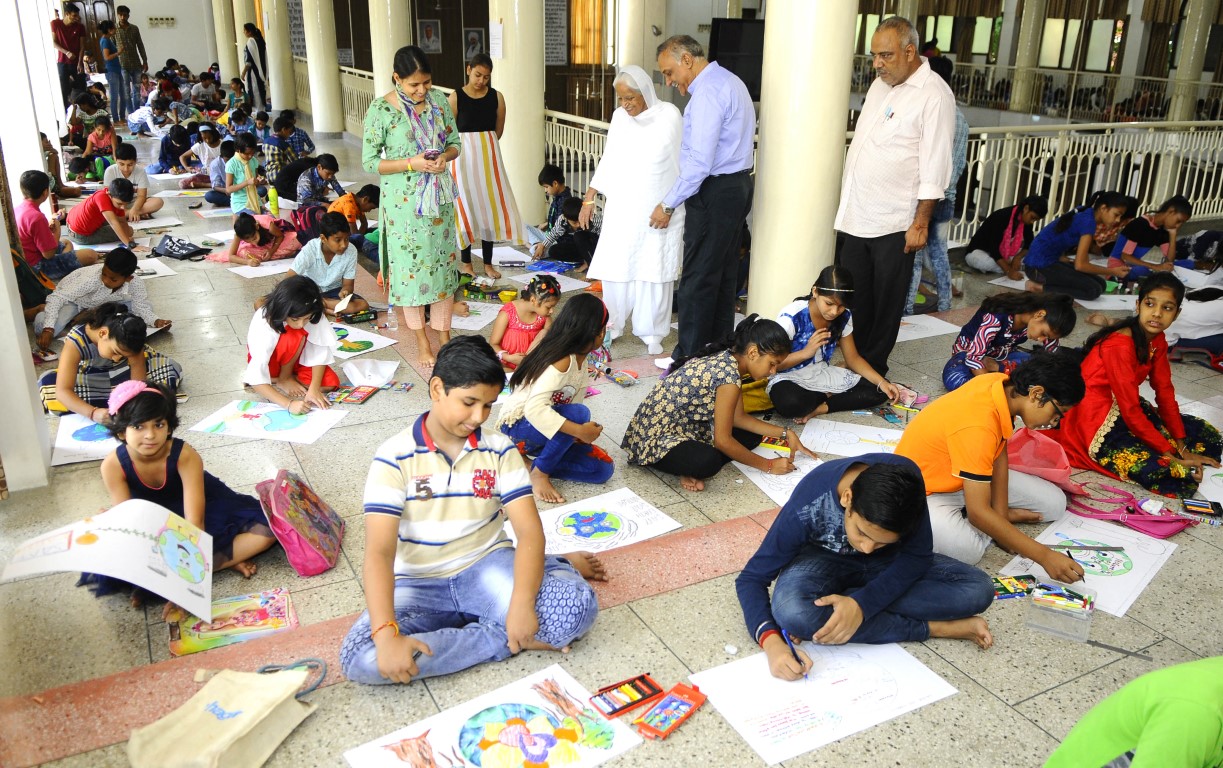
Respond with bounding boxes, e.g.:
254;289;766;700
292;57;311;116
339;66;375;137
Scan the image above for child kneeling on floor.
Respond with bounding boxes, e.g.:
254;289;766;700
340;336;600;685
495;293;614;504
242;275;338;413
736;456;995;680
82;381;279;610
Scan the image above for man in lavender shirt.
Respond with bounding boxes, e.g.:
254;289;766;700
650;35;755;365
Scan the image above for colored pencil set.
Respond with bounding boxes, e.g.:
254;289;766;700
589;674;664;717
1032;583;1094;614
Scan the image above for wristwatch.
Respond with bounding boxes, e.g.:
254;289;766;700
660;204;675;216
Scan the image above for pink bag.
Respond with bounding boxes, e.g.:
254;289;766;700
256;470;345;576
1067;482;1194;539
1008;427;1086;495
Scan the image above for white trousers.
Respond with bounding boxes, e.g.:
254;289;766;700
602;280;674;345
965;248;1004;274
927;469;1068;564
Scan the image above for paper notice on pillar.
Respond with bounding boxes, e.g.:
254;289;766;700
1;499;214;621
489;22;504;59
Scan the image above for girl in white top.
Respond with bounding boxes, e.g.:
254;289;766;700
1166;287;1223;363
495;294;613;503
243;276;339;414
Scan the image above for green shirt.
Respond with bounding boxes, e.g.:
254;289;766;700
1045;657;1223;768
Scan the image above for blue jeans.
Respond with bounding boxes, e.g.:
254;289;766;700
500;402;615;484
123;67;143;119
942;348;1032;391
35;242;86;281
106;70;128;119
905;198;954;314
1121;259;1195;279
204;189;230;206
340;548;598;685
350;233;378;261
771;548;994;644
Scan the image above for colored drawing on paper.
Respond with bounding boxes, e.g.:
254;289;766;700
799;419;903;458
734;448;823;507
1200;467;1223;504
1051;534;1133;576
169;588;299;656
189;400;349;445
555;510;636;549
344;665;640;768
72;422;113;442
334;326;374;353
52;412;121;466
505;488;680;555
330;323;398;359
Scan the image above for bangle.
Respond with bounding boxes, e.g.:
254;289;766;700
759;629;780;648
582;200;595;206
496;350;505;361
370;620;399;640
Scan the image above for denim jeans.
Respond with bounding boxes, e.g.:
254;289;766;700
203;189;230;207
123;67;143;119
106;71;128;119
1118;259;1195;279
340;548;599;685
942;349;1032;391
501;402;615;484
905;198;954;314
771;548;994;643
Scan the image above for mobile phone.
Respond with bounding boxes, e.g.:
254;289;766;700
423;149;441;161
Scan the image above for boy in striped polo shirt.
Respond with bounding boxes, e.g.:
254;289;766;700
340;336;600;685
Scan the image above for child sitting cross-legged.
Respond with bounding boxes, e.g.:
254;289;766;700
495;293;614;504
242;275;338;414
286;212;368;316
103;143;166;222
943;291;1076;391
327;183;380;261
533;197;600;272
204;140;235;207
736;457;995;680
216;212;301;266
83;381;279;611
68;155;111;184
340;336;600;686
16;170;99;282
489;274;560;369
82;115;120;161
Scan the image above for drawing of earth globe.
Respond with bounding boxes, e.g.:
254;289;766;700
558;511;622;541
157;528;208;583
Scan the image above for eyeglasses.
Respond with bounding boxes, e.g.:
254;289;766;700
1045;398;1066;425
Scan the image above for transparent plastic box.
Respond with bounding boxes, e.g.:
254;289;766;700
1026;580;1097;643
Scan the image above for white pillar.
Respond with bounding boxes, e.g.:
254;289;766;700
489;0;547;224
212;0;240;85
368;0;412;96
996;0;1020;66
232;0;256;45
1009;0;1046;112
893;0;919;25
614;0;666;71
1168;0;1221;121
263;0;296;110
301;0;345;135
19;0;64;143
747;0;856;318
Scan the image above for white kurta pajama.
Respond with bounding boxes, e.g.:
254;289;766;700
586;66;684;350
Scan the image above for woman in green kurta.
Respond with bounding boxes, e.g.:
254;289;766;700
363;45;462;365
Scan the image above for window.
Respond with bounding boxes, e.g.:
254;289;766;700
570;0;604;66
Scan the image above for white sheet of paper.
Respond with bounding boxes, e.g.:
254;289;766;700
799;419;903;458
988;275;1028;290
1198;467;1223;505
1089;256;1110;267
333;293;354;314
206;229;236;241
733;447;823;508
449;301;502;331
1075;294;1140;311
490;245;530;266
341;359;399;387
152;190;209;198
148;172;198;181
489;21;504;59
130;217;184;230
690;643;957;765
999;516;1176;616
508;271;590;293
2;499;214;619
135;257;178;278
145;323;168;337
92;239;148;253
331;323;398;359
189;400;349;445
277;198;299;211
895;313;961;343
227;260;294;279
195;208;234;219
343;664;640;768
504;487;681;555
51;412;120;466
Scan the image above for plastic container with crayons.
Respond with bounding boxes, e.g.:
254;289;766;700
588;673;664;719
1026;580;1097;643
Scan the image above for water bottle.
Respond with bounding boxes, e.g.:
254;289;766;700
267;187;279;216
385;304;398;331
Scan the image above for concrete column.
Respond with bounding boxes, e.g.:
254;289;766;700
368;0;412;96
232;0;256;47
301;0;345;135
614;0;665;71
1009;0;1046;113
747;0;856;318
725;0;743;17
488;0;546;224
996;0;1020;66
20;0;64;142
893;0;920;25
263;0;296;110
212;0;240;84
1168;0;1221;121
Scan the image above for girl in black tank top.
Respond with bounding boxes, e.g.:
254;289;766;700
449;55;508;276
455;87;499;134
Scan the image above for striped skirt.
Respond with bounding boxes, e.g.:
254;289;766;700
450;131;525;248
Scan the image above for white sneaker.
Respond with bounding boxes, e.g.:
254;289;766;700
654;356;673;370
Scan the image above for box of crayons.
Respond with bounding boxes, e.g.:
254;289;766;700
588;673;664;719
759;436;791;456
1026;581;1096;643
991;574;1037;600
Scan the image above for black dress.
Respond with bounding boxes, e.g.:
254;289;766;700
455;87;498;133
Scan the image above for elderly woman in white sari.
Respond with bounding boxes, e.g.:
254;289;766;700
579;66;684;355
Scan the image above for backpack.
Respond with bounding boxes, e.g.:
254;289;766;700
255;470;344;576
290;203;327;243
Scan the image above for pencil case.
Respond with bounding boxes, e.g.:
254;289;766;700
633;682;705;740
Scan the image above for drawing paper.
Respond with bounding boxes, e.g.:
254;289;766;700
733;447;823;507
51;412;120;466
999;516;1176;616
331;323;398;359
189;400;349;445
1198;467;1223;505
205;229;236;242
152;189;208;198
508;271;590;293
343;664;641;768
490;245;531;265
168;588;298;656
194;207;235;219
449;301;502;331
690;643;957;765
135;257;178;278
894;314;961;343
799;419;903;458
129;217;183;230
504;487;681;554
226;260;294;279
1075;294;1140;311
2;499;214;620
987;274;1028;291
148;172;198;181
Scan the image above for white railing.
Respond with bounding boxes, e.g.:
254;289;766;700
340;66;375;137
851;55;1223;123
292;57;311;115
543;110;1223;245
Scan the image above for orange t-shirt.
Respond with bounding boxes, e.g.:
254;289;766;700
895;373;1014;494
328;192;360;224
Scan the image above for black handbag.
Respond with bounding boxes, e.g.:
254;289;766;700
153;234;208;261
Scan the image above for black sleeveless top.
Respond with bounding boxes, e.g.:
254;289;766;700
455;87;499;133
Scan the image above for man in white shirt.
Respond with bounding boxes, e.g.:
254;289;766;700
834;16;954;376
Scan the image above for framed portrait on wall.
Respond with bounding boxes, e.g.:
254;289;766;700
463;28;485;61
417;19;442;54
